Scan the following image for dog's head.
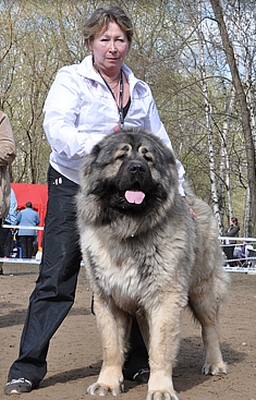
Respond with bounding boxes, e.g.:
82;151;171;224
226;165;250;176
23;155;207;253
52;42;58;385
77;129;180;234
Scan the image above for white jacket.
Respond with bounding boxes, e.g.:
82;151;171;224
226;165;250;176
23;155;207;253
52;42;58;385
43;55;185;195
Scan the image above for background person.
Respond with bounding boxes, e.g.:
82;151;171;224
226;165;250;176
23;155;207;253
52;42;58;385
4;6;185;395
237;240;254;260
223;217;240;266
16;202;40;259
0;110;16;275
0;188;18;259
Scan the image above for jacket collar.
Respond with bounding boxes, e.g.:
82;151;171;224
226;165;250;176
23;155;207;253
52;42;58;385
76;55;147;93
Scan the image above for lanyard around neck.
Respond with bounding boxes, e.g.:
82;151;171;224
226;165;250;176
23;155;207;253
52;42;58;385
93;62;124;128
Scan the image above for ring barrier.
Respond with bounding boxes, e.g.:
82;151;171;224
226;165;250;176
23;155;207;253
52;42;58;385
2;224;44;230
220;236;256;274
1;224;43;264
1;231;256;273
0;257;40;264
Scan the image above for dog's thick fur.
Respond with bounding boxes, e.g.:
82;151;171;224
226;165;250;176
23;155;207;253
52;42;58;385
76;129;228;400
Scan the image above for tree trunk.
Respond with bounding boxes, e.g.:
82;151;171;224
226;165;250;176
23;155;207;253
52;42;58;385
197;0;222;232
221;85;236;225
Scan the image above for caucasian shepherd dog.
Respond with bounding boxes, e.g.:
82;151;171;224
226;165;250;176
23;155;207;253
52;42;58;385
76;129;228;400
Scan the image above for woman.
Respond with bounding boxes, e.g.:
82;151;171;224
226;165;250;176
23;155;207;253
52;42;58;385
5;6;185;395
0;110;16;275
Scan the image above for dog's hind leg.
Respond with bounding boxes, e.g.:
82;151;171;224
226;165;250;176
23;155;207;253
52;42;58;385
188;292;227;376
86;293;131;396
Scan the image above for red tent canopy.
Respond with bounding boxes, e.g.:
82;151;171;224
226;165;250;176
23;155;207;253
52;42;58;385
11;183;48;249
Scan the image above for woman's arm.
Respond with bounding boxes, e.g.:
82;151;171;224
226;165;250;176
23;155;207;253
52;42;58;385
226;226;240;237
43;66;107;160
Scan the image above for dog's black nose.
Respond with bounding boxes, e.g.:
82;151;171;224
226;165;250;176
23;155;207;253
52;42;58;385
130;163;146;174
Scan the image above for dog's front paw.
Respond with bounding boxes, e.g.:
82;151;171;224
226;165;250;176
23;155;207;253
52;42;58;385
87;381;123;396
146;390;180;400
202;361;227;376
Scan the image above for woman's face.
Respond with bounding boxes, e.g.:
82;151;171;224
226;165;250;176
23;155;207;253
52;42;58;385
89;22;130;74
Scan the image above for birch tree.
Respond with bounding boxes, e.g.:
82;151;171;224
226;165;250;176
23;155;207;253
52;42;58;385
195;0;221;230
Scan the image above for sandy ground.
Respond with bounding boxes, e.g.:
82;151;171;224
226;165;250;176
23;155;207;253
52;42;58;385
1;262;256;400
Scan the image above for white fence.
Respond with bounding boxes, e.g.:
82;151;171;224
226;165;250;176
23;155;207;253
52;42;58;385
1;229;256;273
2;224;44;230
220;236;256;274
1;224;43;264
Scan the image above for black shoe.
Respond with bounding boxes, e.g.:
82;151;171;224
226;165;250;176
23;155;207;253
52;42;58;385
0;268;3;275
4;378;33;395
132;368;150;383
124;367;150;383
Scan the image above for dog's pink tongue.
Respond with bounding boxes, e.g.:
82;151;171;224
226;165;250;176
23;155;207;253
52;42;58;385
125;190;145;204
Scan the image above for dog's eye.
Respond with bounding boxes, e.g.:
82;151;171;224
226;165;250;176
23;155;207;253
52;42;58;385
139;146;154;163
143;153;153;162
114;150;127;161
141;152;154;163
115;153;126;161
114;144;131;161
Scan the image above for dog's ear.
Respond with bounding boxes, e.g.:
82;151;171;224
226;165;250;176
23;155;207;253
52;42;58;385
83;141;103;165
79;153;95;179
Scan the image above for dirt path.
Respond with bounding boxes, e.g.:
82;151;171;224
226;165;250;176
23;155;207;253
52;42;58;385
1;263;256;399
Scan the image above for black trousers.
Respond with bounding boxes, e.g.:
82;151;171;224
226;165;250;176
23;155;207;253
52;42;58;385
19;236;34;258
8;166;82;386
3;228;14;257
8;166;148;386
224;245;234;261
0;223;10;257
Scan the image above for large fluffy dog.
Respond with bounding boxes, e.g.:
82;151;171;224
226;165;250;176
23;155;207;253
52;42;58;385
76;129;228;400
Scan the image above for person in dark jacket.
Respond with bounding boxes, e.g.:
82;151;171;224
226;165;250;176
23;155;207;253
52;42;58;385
223;217;240;265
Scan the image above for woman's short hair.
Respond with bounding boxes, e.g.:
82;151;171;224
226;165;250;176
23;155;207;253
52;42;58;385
83;6;134;48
